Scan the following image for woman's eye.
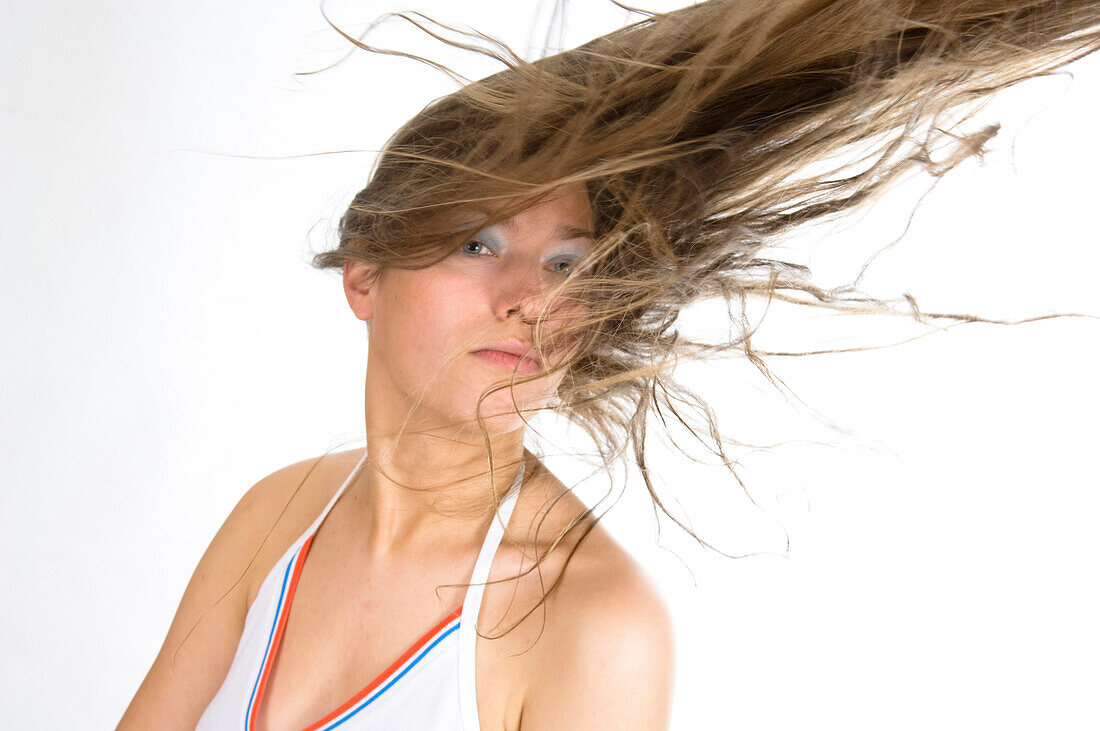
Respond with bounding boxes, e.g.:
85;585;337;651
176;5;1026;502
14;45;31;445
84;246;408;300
461;240;492;256
552;260;574;275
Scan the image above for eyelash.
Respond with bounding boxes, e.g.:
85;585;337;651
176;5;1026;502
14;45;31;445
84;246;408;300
460;240;492;257
460;239;576;275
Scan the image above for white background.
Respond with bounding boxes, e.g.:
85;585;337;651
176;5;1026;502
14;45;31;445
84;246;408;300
2;2;1097;728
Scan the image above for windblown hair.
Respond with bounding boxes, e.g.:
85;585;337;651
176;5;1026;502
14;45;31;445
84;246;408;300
303;0;1098;636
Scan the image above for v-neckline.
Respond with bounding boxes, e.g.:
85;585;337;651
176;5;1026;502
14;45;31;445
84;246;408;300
247;525;467;731
245;449;527;731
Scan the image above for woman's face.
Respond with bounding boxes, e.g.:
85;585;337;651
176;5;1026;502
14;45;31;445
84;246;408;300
346;182;595;434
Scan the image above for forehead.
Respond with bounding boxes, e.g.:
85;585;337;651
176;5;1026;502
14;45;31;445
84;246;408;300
449;184;595;242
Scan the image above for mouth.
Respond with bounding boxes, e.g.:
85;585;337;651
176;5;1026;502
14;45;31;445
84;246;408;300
471;349;543;375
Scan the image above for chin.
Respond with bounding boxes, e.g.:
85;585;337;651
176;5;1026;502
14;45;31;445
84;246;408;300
451;384;552;434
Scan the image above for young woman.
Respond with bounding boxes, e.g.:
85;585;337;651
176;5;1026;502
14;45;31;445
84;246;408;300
119;1;1100;728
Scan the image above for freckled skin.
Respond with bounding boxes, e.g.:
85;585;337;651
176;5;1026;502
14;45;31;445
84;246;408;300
343;183;595;437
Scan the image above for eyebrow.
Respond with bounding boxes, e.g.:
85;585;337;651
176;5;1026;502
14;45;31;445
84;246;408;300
459;205;595;242
500;219;596;242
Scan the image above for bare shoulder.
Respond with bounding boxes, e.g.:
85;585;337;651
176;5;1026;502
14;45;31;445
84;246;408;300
117;447;362;729
213;448;351;589
508;468;677;730
238;447;366;604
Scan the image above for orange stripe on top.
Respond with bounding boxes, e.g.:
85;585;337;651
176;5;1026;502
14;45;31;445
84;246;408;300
302;605;464;731
248;532;316;731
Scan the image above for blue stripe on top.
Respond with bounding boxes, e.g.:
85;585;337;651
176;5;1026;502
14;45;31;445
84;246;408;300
245;542;299;728
319;619;462;730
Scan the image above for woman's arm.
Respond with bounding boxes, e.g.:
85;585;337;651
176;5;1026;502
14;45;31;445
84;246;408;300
116;463;308;729
518;563;677;730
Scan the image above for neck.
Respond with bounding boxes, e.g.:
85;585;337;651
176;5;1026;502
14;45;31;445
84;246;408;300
351;371;529;558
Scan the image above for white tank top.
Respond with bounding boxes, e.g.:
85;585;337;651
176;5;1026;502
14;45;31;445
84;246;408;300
196;449;524;730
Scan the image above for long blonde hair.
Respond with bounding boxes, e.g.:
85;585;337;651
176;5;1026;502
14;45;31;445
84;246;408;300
183;1;1098;647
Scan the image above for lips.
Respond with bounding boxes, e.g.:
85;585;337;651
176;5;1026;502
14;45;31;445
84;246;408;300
471;340;543;374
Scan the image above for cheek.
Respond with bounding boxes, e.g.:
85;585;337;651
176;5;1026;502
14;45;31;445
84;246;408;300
537;296;592;361
376;269;485;376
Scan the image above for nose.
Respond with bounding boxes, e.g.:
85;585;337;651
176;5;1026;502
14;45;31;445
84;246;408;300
492;256;556;321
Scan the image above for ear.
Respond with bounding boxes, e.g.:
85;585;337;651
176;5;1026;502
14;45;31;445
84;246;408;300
343;260;378;322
